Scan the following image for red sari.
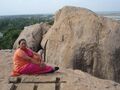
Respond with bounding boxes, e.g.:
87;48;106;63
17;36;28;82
11;48;53;76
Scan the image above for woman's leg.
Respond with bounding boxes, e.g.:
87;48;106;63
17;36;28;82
19;63;54;75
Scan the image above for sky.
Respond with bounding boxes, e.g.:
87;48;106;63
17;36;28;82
0;0;120;16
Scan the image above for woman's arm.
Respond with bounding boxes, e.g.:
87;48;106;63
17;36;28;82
22;55;40;64
29;50;46;67
18;50;40;64
33;51;43;61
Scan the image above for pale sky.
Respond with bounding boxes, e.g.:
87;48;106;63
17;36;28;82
0;0;120;16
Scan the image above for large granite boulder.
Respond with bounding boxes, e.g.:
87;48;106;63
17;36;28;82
13;23;51;51
41;6;120;82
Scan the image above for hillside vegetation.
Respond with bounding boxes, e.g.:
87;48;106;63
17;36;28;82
0;15;53;49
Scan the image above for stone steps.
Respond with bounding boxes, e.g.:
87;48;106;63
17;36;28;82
5;76;66;90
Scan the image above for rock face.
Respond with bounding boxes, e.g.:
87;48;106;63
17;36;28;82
1;50;120;90
41;6;120;82
13;23;51;51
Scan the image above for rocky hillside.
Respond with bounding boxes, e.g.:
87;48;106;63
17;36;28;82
41;6;120;83
13;22;51;52
1;50;120;90
9;6;120;89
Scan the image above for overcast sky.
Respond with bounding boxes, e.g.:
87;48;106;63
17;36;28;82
0;0;120;15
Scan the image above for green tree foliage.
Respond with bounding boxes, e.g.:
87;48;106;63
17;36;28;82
0;29;21;49
0;15;54;49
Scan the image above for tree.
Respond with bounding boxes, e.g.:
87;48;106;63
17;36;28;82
0;29;21;49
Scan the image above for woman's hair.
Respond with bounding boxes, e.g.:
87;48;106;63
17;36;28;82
18;39;26;45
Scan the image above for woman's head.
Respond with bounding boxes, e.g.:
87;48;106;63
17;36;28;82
18;39;27;49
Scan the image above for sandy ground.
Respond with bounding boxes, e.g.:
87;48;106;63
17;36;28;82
0;50;14;89
1;50;120;90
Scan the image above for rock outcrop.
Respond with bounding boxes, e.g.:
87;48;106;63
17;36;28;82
13;23;51;52
1;50;120;90
41;6;120;82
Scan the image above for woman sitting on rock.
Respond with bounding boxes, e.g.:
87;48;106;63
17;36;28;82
11;39;59;76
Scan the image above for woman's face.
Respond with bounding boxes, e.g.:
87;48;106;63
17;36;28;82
19;40;27;49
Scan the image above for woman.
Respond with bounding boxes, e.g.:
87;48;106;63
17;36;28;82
11;39;59;76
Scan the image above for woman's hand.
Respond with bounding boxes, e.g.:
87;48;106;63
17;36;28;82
40;60;46;67
31;58;41;65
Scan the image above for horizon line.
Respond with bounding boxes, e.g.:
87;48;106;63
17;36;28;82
0;13;54;17
1;11;120;17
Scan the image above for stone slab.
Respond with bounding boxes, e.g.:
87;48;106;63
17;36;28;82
9;77;19;83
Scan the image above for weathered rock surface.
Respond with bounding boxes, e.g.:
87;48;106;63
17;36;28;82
13;23;51;51
41;6;120;82
1;50;120;90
